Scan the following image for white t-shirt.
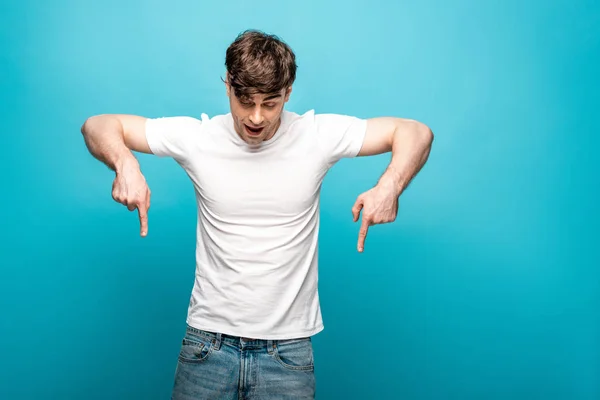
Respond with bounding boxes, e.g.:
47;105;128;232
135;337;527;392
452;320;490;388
146;109;367;339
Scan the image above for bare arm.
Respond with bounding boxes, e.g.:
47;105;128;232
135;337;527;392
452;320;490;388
80;114;153;237
80;114;151;170
352;117;434;252
358;117;434;194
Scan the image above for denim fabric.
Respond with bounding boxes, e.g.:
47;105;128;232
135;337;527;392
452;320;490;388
171;325;316;399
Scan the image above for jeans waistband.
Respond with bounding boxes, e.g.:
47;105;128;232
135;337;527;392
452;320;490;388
185;324;310;349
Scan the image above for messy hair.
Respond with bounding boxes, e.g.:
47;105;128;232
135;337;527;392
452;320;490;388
225;30;297;99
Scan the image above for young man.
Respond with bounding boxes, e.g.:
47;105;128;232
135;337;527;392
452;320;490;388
81;30;433;399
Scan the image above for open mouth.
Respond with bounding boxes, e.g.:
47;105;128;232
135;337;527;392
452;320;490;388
244;124;264;136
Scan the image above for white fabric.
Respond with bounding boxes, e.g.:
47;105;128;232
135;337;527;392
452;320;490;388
145;109;367;339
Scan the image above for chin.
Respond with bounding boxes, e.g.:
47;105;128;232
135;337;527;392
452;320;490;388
243;135;264;144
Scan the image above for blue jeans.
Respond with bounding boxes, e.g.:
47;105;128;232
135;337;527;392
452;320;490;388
171;325;316;399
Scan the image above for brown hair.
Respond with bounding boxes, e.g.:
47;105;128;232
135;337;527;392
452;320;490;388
225;30;297;99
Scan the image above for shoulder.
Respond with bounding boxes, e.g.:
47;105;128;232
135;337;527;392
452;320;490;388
312;112;367;143
148;112;235;132
283;109;366;139
314;112;366;127
282;109;315;126
146;115;203;132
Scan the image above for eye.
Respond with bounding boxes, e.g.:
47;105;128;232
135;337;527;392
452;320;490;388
263;103;276;108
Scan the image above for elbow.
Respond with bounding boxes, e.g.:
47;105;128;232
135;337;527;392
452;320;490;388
80;120;88;136
403;119;433;146
418;122;434;147
81;115;97;137
81;114;108;137
426;126;434;146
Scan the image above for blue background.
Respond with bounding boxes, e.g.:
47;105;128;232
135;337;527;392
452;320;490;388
1;0;598;399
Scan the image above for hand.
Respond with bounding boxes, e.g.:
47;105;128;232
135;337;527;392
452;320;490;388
111;163;151;237
351;180;399;252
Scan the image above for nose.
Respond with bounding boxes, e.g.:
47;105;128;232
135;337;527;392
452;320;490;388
248;107;264;126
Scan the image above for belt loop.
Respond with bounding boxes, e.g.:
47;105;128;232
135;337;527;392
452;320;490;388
267;339;275;355
214;333;222;350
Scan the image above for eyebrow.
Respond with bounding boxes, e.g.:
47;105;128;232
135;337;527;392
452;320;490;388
263;94;282;101
239;93;282;103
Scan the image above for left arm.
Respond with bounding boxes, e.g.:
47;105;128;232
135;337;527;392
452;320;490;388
351;117;434;252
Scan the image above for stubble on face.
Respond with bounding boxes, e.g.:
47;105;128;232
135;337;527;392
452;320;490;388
227;85;291;145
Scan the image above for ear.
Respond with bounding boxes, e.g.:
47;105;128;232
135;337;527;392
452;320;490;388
225;72;231;97
284;86;292;102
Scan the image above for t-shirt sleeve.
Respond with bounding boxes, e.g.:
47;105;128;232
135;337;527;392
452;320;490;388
145;116;203;161
314;113;367;164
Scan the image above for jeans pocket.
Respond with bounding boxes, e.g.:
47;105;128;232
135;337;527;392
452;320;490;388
272;339;314;371
178;335;214;364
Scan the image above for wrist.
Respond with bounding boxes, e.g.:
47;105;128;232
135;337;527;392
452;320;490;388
114;151;139;175
378;166;405;196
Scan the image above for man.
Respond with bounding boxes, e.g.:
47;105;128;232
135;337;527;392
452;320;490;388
81;30;433;399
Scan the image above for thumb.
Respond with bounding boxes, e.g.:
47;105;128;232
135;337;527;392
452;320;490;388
352;197;364;222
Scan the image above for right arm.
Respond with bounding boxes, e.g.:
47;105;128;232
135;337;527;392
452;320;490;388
80;114;152;237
